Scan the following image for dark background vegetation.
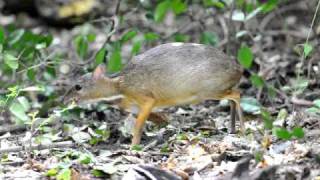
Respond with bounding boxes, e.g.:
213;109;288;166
0;0;320;179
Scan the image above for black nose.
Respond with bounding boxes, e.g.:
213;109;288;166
75;84;82;91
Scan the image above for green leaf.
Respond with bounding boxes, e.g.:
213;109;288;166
74;36;88;59
292;127;304;138
131;41;142;55
95;48;106;65
173;33;190;42
131;145;143;151
303;43;313;58
121;30;137;43
202;0;225;8
57;168;71;180
17;96;30;111
261;109;273;129
27;69;36;81
172;0;187;15
261;0;278;13
4;53;19;70
92;169;107;177
274;128;292;140
154;0;171;22
250;74;264;88
200;31;218;46
313;99;320;108
46;168;58;177
0;95;6;107
0;26;4;44
108;49;122;72
8;29;25;46
9;100;30;122
79;154;92;164
306;107;319;114
240;97;261;114
144;32;160;41
87;33;96;42
254;151;263;162
237;45;253;69
246;7;262;21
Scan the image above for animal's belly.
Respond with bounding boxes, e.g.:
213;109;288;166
155;95;201;107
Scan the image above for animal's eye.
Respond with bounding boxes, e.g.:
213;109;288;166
74;84;82;91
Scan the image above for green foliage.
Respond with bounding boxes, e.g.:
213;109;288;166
173;33;190;42
154;0;187;22
303;43;313;58
131;145;143;151
306;99;320;115
4;53;19;70
171;0;187;15
154;0;171;22
131;41;142;55
120;30;138;43
250;74;264;88
273;127;305;140
261;109;273;130
95;48;106;65
56;168;71;180
261;0;279;13
254;151;263;162
92;169;108;177
200;31;218;46
144;32;160;41
46;168;59;177
240;97;261;114
0;26;4;44
274;127;292;140
79;153;93;164
74;35;88;59
292;127;304;138
237;45;253;69
202;0;225;8
9;97;31;123
107;48;122;73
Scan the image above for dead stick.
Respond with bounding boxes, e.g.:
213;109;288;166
0;141;74;154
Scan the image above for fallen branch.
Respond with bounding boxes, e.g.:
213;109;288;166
0;141;75;154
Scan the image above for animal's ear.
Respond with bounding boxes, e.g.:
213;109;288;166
92;64;106;80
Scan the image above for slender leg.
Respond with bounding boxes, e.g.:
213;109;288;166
229;100;236;133
131;98;155;146
235;99;244;134
223;90;245;134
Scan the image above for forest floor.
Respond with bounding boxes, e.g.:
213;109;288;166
0;0;320;179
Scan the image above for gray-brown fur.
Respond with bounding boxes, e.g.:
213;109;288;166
118;43;242;105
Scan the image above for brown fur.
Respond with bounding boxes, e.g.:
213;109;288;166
64;43;243;146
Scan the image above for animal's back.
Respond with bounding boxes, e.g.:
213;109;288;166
120;43;242;106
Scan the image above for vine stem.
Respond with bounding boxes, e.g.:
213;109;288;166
295;0;320;95
305;0;320;45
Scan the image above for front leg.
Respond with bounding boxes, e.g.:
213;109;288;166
131;98;155;146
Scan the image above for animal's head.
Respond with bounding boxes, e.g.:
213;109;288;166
63;65;122;105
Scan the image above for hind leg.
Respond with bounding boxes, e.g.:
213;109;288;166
229;100;237;133
222;90;244;134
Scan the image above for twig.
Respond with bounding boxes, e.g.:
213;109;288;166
259;2;307;31
290;96;313;106
0;141;74;154
217;15;229;48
